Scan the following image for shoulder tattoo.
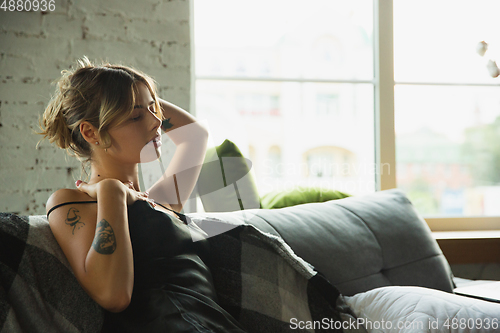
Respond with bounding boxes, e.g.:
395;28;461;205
92;219;117;255
65;207;85;235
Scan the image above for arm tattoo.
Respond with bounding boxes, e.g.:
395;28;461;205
65;207;85;235
161;118;173;131
92;219;117;254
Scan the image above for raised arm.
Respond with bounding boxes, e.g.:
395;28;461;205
46;180;134;313
146;98;209;212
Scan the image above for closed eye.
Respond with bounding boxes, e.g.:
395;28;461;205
133;102;159;118
131;115;142;121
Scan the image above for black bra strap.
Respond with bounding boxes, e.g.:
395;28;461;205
46;200;97;218
153;200;181;214
152;200;190;225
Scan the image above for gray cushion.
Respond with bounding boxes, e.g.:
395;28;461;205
203;189;455;296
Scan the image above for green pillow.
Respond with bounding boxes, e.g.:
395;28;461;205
260;187;351;209
197;139;261;212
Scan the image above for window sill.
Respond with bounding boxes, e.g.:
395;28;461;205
425;216;500;232
433;230;500;264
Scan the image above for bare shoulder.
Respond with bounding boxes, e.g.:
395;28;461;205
46;188;88;214
46;189;97;228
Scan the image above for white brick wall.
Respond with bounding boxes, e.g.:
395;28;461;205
0;0;192;215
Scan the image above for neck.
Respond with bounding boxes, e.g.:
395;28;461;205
88;159;141;191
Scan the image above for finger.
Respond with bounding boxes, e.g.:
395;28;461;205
75;181;96;197
75;180;86;190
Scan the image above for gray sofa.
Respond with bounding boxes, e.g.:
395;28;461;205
1;189;493;332
201;188;455;297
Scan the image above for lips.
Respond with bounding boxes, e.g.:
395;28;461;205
149;133;162;147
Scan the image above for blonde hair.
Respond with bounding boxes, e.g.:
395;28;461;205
35;56;163;180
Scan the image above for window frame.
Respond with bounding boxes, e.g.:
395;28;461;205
377;0;500;231
191;0;500;231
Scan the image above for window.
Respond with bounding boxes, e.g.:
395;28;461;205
394;0;500;225
303;146;357;180
316;94;339;116
268;146;283;179
306;150;335;178
194;0;374;197
194;0;500;230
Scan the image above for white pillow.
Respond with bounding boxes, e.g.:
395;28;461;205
345;286;500;333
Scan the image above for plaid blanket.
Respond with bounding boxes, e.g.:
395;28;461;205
0;213;103;333
1;212;364;333
192;215;365;333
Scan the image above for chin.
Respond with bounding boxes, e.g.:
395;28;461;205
140;144;161;163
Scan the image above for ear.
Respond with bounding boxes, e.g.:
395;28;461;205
79;121;100;144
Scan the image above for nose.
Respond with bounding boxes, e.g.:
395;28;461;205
147;105;161;132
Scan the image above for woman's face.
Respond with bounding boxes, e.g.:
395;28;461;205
106;82;162;164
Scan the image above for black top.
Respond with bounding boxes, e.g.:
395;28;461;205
47;199;192;225
47;199;246;333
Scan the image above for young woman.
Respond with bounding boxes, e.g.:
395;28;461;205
37;57;247;332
